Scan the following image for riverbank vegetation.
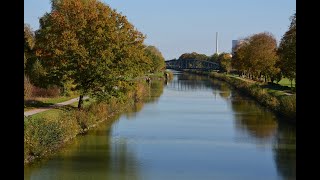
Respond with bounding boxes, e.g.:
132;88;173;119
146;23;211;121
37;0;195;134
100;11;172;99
171;13;295;122
24;79;165;164
24;0;167;109
24;0;168;164
209;72;296;121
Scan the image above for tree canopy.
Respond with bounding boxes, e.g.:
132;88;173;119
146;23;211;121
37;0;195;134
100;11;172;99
232;32;279;82
217;53;232;73
179;52;209;61
144;45;166;73
277;13;296;84
34;0;156;108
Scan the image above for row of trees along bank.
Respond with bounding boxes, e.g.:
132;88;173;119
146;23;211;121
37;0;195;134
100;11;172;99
24;0;166;108
169;13;295;88
232;13;296;87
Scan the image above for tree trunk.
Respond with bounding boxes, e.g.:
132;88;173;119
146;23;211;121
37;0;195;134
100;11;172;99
78;95;83;110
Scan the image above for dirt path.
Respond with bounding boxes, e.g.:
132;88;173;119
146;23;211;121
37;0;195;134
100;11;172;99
24;96;89;117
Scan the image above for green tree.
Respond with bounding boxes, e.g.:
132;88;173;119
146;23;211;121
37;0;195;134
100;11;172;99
208;53;219;63
277;13;296;87
144;45;165;73
218;53;232;74
35;0;151;109
179;52;208;61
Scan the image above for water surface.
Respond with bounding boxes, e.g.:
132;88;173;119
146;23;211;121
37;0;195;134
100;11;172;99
24;70;296;180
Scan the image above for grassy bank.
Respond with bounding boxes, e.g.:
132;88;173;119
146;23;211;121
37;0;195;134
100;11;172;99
211;72;296;122
24;94;80;111
24;80;156;165
183;70;296;122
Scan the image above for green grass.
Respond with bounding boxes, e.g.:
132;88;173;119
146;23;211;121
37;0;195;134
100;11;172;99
29;108;64;120
27;97;94;119
277;78;295;87
68;98;95;108
24;94;80;111
224;73;295;96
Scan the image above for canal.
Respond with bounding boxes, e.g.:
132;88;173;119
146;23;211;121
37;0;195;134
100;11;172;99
24;70;296;180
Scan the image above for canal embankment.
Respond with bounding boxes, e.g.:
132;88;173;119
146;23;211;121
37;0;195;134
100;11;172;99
181;69;296;123
24;76;167;165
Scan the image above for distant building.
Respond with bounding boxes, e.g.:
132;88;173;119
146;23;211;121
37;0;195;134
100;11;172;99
232;40;245;54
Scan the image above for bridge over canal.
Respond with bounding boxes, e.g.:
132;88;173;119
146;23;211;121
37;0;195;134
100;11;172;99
165;59;220;71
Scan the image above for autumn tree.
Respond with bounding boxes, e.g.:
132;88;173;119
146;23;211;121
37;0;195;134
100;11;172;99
24;24;35;72
144;45;165;73
232;32;279;82
232;38;250;77
24;24;35;56
35;0;151;109
217;53;232;74
248;32;279;81
277;13;296;86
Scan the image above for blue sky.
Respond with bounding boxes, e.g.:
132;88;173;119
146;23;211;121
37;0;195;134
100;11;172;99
24;0;296;60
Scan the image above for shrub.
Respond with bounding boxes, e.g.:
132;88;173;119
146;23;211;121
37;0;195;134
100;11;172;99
278;95;296;119
24;116;65;157
32;86;61;97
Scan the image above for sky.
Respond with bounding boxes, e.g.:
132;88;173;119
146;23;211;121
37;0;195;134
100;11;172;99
24;0;296;60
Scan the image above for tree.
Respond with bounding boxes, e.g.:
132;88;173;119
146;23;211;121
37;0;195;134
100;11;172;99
277;13;296;86
231;38;250;77
35;0;151;109
218;53;232;74
179;52;208;61
24;24;35;71
208;53;219;63
232;33;279;82
248;32;279;82
144;45;165;73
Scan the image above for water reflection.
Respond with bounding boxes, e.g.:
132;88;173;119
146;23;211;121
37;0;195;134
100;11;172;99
24;80;166;180
167;72;216;91
24;70;296;180
231;92;278;143
125;80;165;119
273;121;296;180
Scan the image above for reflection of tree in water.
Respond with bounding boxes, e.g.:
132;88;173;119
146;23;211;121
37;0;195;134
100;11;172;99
168;72;220;91
25;114;142;180
146;80;164;103
230;91;296;179
125;80;164;119
272;121;296;180
210;79;232;99
230;92;278;142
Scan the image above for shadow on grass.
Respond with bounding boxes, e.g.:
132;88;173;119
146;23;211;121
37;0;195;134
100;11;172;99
24;100;55;108
260;83;295;93
56;104;78;111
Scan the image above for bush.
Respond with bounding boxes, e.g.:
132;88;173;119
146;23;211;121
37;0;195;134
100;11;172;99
32;86;61;97
278;95;296;119
24;116;65;158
